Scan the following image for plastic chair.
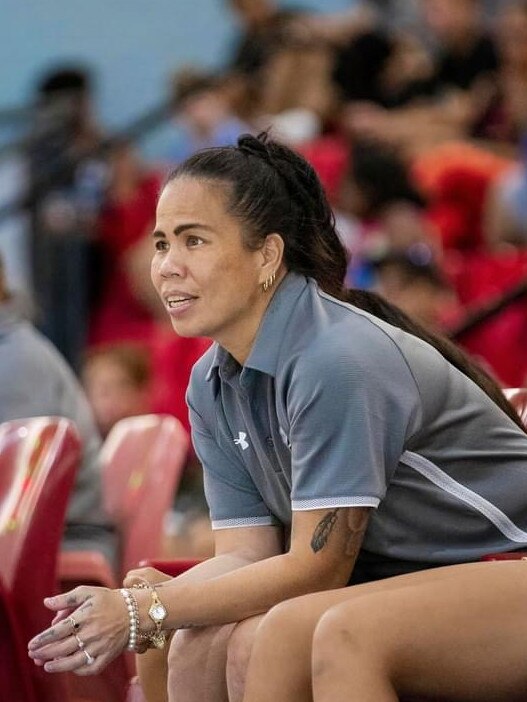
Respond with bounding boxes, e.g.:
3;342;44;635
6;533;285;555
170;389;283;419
0;417;81;702
60;414;189;589
103;414;189;581
58;414;189;696
0;579;37;702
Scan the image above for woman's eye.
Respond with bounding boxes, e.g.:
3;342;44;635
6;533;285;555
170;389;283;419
187;235;204;247
154;239;168;252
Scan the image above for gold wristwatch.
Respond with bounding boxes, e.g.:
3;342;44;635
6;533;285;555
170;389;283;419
147;588;168;649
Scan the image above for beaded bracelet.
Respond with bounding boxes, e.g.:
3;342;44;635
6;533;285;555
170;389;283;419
119;588;140;651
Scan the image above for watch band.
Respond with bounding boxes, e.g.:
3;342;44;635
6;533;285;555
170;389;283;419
147;588;168;649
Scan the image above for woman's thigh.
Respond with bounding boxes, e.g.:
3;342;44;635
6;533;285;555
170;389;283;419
244;562;493;700
314;561;527;701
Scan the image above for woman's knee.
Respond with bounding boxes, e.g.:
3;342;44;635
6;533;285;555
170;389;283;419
312;599;382;675
241;597;319;678
253;597;315;650
225;616;263;699
167;624;234;680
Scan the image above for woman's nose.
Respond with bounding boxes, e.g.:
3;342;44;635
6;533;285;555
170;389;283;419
159;249;185;279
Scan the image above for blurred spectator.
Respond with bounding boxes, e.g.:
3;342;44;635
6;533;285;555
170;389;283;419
0;253;116;565
339;141;438;286
373;252;455;330
227;0;300;78
28;64;107;370
484;133;527;248
167;68;250;164
332;28;434;109
149;325;211;435
339;0;503;156
476;1;527;144
421;0;499;92
82;343;152;439
89;139;161;347
412;140;512;251
226;0;337;119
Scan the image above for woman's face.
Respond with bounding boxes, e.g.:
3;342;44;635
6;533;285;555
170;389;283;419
151;177;269;357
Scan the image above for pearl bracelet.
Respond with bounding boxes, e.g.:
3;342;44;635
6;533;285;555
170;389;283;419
119;588;140;651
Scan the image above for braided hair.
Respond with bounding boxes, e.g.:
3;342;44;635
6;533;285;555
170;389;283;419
164;133;524;431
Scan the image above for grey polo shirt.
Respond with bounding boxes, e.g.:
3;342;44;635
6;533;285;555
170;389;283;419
187;273;527;571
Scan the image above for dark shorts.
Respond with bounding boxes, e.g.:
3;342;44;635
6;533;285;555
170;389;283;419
349;547;527;586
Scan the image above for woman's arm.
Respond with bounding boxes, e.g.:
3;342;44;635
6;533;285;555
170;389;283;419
33;506;369;654
133;506;370;631
124;523;285;589
27;509;369;674
138;506;370;630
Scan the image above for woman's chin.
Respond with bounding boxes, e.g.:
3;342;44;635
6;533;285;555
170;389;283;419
170;318;205;339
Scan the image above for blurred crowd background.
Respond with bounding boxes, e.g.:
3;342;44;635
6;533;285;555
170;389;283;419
2;0;527;557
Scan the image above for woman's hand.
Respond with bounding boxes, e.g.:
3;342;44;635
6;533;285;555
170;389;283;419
27;586;129;676
123;566;173;588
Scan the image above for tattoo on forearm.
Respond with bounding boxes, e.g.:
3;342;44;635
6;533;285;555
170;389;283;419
311;509;340;553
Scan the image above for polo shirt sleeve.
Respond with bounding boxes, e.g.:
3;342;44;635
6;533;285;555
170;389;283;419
188;393;280;531
287;327;421;511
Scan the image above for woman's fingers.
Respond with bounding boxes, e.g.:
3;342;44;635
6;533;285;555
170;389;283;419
28;587;129;678
28;634;80;662
41;648;94;674
43;586;93;612
28;613;81;652
74;648;120;676
51;607;76;626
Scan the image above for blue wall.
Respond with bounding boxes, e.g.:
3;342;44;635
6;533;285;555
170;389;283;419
1;0;354;128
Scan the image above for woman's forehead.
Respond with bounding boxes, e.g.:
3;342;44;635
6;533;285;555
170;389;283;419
157;177;231;221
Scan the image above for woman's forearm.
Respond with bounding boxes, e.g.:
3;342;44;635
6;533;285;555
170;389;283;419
137;552;321;631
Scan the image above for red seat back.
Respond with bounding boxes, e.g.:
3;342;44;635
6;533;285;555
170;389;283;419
0;417;81;701
0;580;37;702
503;388;527;429
101;414;189;580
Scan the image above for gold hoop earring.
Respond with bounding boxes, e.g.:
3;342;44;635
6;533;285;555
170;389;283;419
262;272;276;293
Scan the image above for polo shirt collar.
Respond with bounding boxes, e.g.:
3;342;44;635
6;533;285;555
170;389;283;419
206;272;308;381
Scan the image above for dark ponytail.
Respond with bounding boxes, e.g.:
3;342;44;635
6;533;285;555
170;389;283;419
165;133;525;432
344;289;525;431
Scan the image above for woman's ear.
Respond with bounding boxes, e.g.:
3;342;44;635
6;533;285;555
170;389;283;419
260;232;285;279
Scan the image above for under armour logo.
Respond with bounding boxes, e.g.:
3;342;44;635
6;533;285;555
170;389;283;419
234;431;249;450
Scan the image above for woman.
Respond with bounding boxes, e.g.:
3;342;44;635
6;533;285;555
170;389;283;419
28;133;527;702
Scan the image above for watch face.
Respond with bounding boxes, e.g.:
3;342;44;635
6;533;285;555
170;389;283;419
149;603;167;622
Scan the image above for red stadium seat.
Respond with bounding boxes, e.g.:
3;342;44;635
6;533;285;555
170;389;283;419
102;414;189;581
58;415;189;694
0;417;81;702
59;414;189;589
0;579;37;702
